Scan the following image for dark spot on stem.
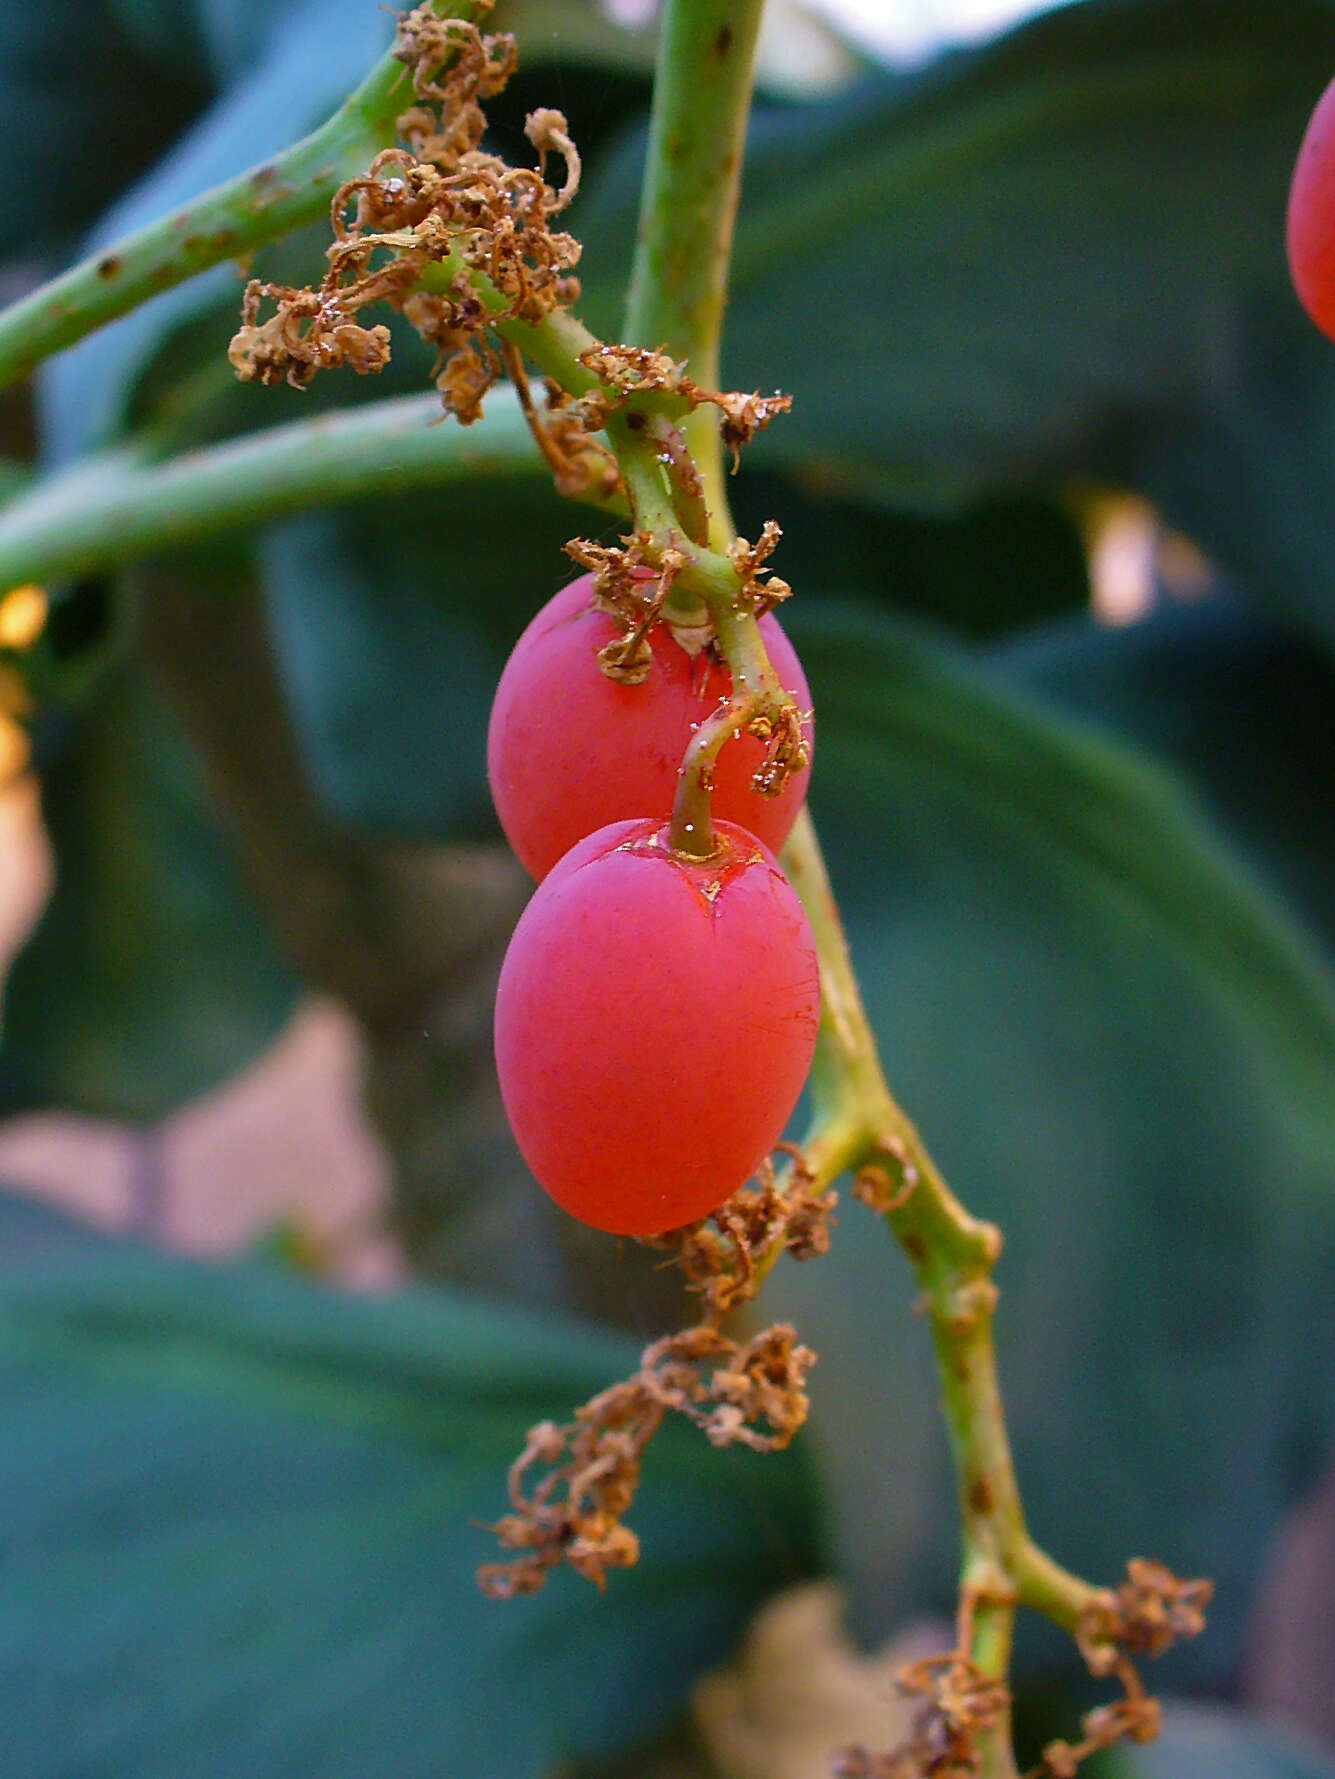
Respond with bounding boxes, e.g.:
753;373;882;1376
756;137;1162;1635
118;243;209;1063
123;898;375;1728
969;1476;995;1516
625;411;646;432
901;1231;926;1264
714;23;733;55
251;163;277;187
95;255;121;281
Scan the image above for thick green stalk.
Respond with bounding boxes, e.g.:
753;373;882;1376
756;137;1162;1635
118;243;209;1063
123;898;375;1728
622;0;767;543
0;1;483;391
781;807;1118;1774
0;390;605;590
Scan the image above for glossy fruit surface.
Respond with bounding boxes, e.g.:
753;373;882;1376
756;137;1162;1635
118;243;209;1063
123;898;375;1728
1288;73;1335;340
494;818;820;1235
487;574;813;880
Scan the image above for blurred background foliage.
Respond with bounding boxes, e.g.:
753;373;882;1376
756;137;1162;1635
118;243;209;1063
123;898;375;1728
0;0;1333;1774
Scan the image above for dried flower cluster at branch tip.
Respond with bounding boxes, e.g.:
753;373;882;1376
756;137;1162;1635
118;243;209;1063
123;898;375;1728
479;1150;831;1598
1077;1557;1213;1669
228;2;581;423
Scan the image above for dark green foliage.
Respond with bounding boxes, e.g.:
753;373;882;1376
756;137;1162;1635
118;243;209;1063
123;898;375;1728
0;1195;817;1778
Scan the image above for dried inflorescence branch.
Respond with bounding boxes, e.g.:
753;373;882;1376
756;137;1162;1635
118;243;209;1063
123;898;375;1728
1077;1557;1213;1669
478;1151;830;1599
835;1556;1211;1779
229;3;581;423
227;2;792;512
478;1322;816;1598
650;1146;836;1318
835;1649;1009;1779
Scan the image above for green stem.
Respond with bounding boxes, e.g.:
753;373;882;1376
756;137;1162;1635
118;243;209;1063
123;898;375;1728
780;808;1099;1771
0;1;485;391
667;693;757;858
0;389;619;591
622;0;767;545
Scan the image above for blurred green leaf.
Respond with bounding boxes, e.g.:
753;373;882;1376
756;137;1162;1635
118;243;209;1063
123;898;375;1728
732;473;1091;638
770;600;1335;1689
0;0;208;262
576;0;1335;643
995;597;1335;955
0;1198;817;1778
0;665;300;1119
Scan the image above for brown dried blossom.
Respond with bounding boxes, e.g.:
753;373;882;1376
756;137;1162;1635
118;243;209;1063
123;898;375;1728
835;1650;1010;1779
478;1321;815;1598
228;7;581;421
1034;1695;1161;1779
651;1147;836;1317
569;345;793;464
1077;1558;1213;1671
479;1150;829;1599
730;520;792;616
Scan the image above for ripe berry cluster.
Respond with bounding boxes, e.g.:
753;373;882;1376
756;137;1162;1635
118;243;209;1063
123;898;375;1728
489;573;820;1236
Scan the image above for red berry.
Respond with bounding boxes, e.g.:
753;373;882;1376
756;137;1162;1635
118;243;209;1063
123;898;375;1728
493;819;820;1236
487;574;813;880
1288;73;1335;340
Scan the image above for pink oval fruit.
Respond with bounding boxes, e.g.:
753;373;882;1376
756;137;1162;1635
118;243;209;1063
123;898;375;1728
494;818;820;1235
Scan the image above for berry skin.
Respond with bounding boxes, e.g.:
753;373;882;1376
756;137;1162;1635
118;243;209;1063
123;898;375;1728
494;818;820;1236
1288;73;1335;340
487;574;813;880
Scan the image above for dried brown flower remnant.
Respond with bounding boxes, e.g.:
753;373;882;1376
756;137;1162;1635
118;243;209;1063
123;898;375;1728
1035;1695;1161;1779
479;1150;827;1599
229;8;582;423
478;1320;815;1599
730;520;792;616
836;1650;1009;1779
1078;1558;1213;1669
227;279;396;389
713;389;794;467
836;1553;1211;1779
652;1146;834;1317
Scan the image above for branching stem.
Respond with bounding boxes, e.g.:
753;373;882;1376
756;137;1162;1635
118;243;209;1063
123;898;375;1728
781;807;1112;1768
0;390;609;591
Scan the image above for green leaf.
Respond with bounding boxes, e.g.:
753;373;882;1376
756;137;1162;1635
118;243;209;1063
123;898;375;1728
0;665;300;1119
0;1197;818;1778
995;597;1335;956
770;601;1335;1688
576;0;1335;644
